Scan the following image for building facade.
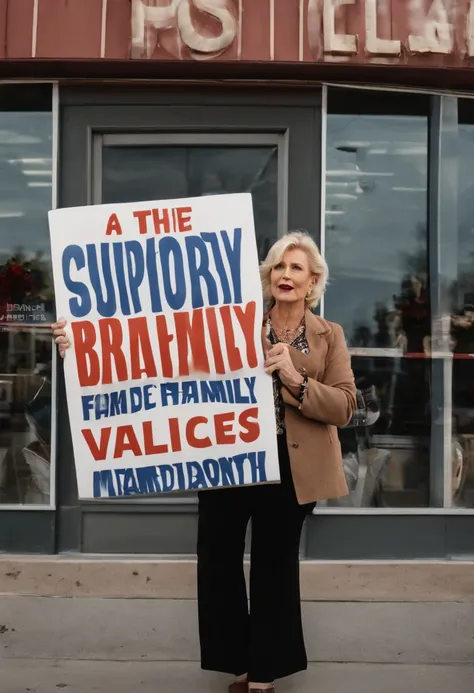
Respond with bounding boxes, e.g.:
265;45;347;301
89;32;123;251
1;0;474;560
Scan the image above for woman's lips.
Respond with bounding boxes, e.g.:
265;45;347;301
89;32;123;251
278;284;293;291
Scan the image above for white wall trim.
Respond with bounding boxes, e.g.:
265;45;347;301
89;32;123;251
319;84;328;318
100;0;108;58
31;0;39;58
299;0;305;61
269;0;275;60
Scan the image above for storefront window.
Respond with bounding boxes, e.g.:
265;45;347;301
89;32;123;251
452;99;474;508
101;144;278;261
323;88;431;508
0;85;54;506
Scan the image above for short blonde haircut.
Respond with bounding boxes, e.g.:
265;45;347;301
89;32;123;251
260;231;328;309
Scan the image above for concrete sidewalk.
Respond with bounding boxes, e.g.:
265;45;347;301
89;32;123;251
1;596;474;692
3;660;474;693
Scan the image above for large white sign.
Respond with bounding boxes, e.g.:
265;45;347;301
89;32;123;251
49;193;279;499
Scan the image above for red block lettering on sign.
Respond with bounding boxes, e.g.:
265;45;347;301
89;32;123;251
72;321;100;386
105;213;123;235
82;427;111;461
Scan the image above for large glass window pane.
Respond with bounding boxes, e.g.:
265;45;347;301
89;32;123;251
102;145;278;260
451;99;474;508
325;90;429;352
0;85;54;506
322;88;431;508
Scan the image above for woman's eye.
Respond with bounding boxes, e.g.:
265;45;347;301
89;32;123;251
274;263;284;270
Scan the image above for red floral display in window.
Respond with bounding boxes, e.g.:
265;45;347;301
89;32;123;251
0;257;33;300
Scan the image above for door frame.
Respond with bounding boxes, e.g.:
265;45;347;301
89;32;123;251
91;132;289;239
57;84;323;553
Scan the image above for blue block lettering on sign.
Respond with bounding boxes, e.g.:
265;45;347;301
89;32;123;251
62;245;91;317
86;243;116;317
185;235;219;309
92;451;268;498
125;240;145;314
159;236;186;310
221;228;242;304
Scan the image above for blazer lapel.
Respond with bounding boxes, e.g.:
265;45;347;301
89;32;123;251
304;309;329;339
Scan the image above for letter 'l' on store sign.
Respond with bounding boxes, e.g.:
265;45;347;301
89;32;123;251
130;0;474;62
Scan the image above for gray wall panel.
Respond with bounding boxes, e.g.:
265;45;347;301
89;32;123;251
82;511;199;554
305;515;448;560
305;515;474;559
0;512;55;554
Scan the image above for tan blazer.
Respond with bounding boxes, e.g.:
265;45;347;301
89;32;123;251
263;309;357;504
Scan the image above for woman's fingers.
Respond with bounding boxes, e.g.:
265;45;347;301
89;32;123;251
55;334;71;359
52;318;66;337
264;354;284;369
52;318;71;357
264;355;287;374
51;317;67;330
264;363;279;374
266;342;287;358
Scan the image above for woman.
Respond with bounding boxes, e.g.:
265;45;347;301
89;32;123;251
52;231;356;693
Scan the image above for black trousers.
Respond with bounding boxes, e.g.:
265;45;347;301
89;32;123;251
197;433;315;683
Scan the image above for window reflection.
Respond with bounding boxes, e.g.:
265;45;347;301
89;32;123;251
451;100;474;508
320;356;431;508
0;86;53;506
322;90;432;509
0;328;53;504
102;145;278;261
324;90;429;353
0;113;54;327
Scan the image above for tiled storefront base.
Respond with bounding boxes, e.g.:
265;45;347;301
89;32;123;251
1;556;473;602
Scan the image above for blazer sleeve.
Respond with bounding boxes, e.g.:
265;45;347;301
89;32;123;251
281;323;357;426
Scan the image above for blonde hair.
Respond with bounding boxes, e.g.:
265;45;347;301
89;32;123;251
260;231;329;309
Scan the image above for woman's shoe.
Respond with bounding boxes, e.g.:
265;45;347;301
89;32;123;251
228;682;248;693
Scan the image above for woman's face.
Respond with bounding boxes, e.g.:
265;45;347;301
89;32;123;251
270;248;316;305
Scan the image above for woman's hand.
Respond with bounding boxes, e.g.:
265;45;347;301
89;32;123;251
51;318;71;359
264;342;303;392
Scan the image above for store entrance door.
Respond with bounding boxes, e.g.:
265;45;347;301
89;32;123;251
57;85;322;553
